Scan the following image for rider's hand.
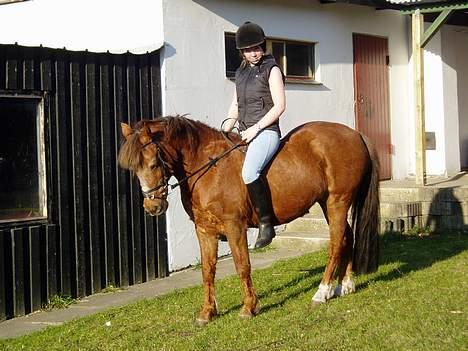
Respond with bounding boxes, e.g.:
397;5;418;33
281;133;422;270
241;124;260;143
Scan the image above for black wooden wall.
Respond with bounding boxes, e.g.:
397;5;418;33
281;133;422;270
0;44;168;321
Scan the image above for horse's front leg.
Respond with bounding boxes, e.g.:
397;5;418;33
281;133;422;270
195;226;219;326
225;220;259;319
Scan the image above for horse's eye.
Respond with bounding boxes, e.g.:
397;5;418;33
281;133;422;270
150;164;157;170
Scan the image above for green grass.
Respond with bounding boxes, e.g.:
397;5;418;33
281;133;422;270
1;233;467;351
42;295;77;311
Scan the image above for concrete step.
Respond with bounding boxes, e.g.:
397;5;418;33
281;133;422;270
283;184;468;235
379;186;468;203
272;231;329;251
285;214;329;233
308;203;324;217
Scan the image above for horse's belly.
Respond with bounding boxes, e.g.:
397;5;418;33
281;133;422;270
268;163;325;225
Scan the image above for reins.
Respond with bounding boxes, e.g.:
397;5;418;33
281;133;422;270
141;136;245;199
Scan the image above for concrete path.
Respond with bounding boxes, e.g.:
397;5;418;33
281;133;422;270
0;245;311;340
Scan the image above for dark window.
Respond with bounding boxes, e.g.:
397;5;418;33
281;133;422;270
225;33;241;78
285;43;313;77
0;96;46;222
271;41;285;72
224;33;315;81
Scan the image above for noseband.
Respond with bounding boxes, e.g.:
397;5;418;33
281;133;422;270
140;138;172;200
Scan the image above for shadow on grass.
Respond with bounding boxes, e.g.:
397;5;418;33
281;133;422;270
218;233;467;318
357;232;468;290
218;265;325;316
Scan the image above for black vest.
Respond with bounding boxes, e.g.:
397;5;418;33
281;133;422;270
235;54;282;135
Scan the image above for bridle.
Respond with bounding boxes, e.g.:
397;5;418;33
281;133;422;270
139;132;245;200
140;140;172;200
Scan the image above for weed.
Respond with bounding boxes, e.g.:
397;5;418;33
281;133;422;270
43;295;76;311
101;285;123;294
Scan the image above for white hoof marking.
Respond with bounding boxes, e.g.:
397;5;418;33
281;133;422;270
312;283;335;303
334;279;356;297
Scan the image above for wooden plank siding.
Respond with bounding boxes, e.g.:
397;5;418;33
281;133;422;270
0;44;167;320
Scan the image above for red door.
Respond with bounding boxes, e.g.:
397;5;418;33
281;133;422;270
353;34;392;180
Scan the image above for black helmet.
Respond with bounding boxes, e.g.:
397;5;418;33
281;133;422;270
235;22;265;50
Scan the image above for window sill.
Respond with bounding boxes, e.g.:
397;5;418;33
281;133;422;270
285;78;322;85
0;217;48;228
226;76;322;86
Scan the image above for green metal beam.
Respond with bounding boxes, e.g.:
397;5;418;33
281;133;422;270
401;2;468;14
421;9;454;47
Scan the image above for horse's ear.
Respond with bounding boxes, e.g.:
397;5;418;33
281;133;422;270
121;123;133;139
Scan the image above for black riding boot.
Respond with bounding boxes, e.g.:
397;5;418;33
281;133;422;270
246;177;276;249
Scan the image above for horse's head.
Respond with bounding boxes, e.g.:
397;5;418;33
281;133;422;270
118;122;169;216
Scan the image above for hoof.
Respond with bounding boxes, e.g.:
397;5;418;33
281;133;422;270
239;306;260;320
334;280;356;297
195;309;217;327
311;283;334;306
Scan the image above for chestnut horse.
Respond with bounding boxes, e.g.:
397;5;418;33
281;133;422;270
118;115;380;325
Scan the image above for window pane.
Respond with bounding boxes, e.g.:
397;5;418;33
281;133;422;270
225;33;241;77
286;43;310;77
0;97;44;221
271;42;284;71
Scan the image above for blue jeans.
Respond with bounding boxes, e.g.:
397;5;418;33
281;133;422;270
242;130;280;184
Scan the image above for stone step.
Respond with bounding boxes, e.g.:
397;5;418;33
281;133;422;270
285;214;330;233
272;231;329;251
284;185;468;235
379;186;468;203
308;203;324;217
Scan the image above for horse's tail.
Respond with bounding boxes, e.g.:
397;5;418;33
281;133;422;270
351;134;380;274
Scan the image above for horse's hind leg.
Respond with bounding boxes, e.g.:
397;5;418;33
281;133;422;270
195;227;219;326
334;223;356;297
225;220;258;319
312;197;351;305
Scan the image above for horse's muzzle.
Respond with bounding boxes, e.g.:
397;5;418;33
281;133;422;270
143;198;169;216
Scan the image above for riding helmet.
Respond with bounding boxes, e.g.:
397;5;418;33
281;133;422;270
235;21;266;50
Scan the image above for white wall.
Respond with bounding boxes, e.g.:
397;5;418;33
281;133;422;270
162;0;411;270
0;0;163;54
423;31;447;175
454;29;468;170
441;26;462;176
418;25;467;177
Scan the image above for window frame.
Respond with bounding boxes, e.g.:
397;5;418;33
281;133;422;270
0;94;48;224
224;32;319;84
266;38;316;83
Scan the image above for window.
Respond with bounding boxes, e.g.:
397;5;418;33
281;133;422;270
0;96;47;222
224;32;316;82
225;33;241;78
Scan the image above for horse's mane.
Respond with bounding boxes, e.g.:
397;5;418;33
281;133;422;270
118;115;226;171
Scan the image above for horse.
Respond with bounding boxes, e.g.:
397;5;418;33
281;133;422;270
118;115;380;325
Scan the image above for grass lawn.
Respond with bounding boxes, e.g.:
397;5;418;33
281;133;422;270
1;233;467;351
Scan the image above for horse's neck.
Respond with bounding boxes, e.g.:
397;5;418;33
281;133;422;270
167;130;226;182
165;133;205;179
